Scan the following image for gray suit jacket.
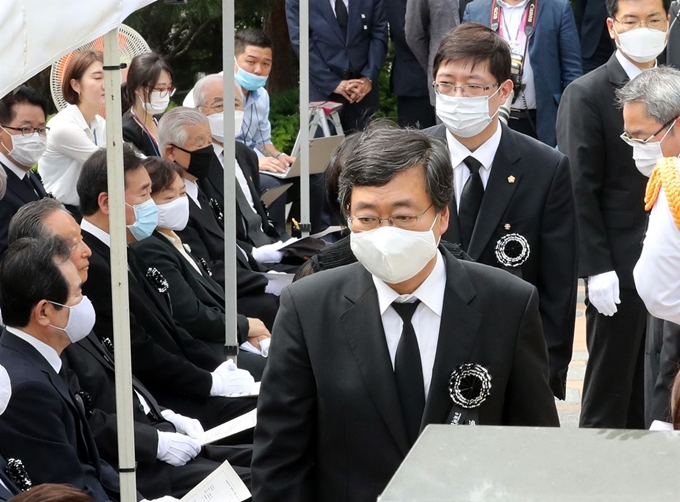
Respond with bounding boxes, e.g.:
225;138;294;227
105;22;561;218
405;0;460;104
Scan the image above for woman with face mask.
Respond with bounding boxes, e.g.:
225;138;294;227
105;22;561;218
130;157;273;371
122;52;175;157
38;50;106;219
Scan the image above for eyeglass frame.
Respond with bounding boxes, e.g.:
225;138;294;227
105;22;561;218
348;203;435;230
0;125;50;137
432;81;500;97
612;17;668;32
620;117;676;146
147;86;176;98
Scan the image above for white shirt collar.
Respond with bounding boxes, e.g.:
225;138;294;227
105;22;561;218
81;218;111;247
0;151;28;179
212;143;224;164
64;103;100;134
372;250;447;317
183;178;199;207
498;0;528;9
445;122;503;172
615;49;657;80
5;326;62;373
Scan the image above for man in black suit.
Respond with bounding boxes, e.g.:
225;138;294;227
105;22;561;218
424;23;578;399
573;0;616;73
0;85;50;256
385;0;436;128
7;198;253;498
0;237;129;502
286;0;388;133
556;0;672;429
251;124;559;502
75;145;257;429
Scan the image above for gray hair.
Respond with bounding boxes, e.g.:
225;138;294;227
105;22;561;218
616;66;680;124
193;74;223;108
157;106;209;152
337;121;454;218
8;198;64;244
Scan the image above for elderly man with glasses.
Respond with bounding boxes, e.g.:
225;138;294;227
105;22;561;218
0;85;51;256
424;22;578;401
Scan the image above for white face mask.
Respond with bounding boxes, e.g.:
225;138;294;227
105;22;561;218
615;26;668;63
208;112;224;143
157;195;190;231
0;128;46;167
140;91;170;115
435;87;501;138
49;296;96;344
621;119;675;177
350;215;440;284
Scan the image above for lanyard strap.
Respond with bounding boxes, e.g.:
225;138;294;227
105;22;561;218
490;0;537;79
130;109;160;156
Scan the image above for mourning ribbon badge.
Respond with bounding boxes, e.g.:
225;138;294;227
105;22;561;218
447;363;492;426
495;233;530;268
6;458;31;492
146;267;172;314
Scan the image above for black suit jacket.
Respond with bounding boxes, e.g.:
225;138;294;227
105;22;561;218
0;331;124;502
131;231;249;351
425;123;578;399
122;112;162;157
556;53;647;288
0;162;48;256
252;249;558;502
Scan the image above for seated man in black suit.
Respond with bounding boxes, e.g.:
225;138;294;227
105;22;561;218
424;23;578;400
7;198;253;498
0;85;50;256
0;237;131;502
251;124;559;502
75;145;257;428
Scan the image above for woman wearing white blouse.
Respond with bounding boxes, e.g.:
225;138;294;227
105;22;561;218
38;50;106;218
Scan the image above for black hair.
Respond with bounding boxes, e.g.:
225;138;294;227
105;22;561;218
235;29;273;55
121;52;173;111
605;0;671;17
0;86;49;124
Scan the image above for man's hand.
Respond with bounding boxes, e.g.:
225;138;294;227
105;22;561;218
156;431;201;467
278;153;296;166
259;156;288;173
210;360;255;396
346;77;372;103
247;317;272;350
333;80;356;102
587;271;621;316
160;409;204;439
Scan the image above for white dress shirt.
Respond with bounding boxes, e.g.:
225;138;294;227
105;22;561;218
446;124;503;211
372;251;446;399
183;178;201;209
615;50;656;80
330;0;349;16
0;151;28;179
498;0;536;110
38;104;106;206
6;326;62;373
634;188;680;324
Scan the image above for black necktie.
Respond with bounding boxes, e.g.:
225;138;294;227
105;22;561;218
392;299;425;446
22;173;38;198
335;0;348;36
458;156;485;251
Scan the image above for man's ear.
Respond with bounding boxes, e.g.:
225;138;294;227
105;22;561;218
34;300;53;328
164;144;175;162
98;192;110;216
499;79;515;103
606;17;616;40
438;206;450;237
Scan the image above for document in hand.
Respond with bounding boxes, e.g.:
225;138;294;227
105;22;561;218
199;408;258;446
264;135;345;179
180;460;251;502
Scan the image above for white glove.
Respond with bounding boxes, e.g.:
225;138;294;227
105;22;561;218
210;359;255;396
587;271;621;316
251;241;285;263
156;431;201;467
260;337;271;357
161;409;204;439
141;497;181;502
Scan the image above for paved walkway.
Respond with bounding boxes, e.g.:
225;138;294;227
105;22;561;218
556;281;587;427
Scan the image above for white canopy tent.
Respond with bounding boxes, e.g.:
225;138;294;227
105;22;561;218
1;0;311;499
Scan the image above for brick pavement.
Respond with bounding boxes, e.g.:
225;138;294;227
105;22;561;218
556;280;587;427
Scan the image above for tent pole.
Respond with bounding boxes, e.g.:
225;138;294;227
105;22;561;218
300;0;311;237
103;27;137;501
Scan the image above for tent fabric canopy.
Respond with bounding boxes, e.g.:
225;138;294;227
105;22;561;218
0;0;156;100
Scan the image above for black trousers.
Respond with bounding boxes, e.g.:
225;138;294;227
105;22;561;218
330;83;380;133
396;96;436;129
644;316;680;426
580;287;647;429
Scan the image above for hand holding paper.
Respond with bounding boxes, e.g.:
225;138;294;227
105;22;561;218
161;409;204;439
157;431;201;467
210;360;255;396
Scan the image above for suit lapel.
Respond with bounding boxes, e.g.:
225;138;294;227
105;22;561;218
2;165;38;204
340;266;411;456
467;126;523;259
606;52;630;89
316;0;347;43
421;250;482;427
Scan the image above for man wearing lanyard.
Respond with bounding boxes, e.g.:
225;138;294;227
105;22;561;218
556;0;672;429
463;0;582;146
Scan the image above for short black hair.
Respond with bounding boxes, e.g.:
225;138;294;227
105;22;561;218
235;29;273;55
606;0;671;17
0;86;49;125
142;156;183;194
433;22;511;84
77;143;144;217
0;237;71;328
